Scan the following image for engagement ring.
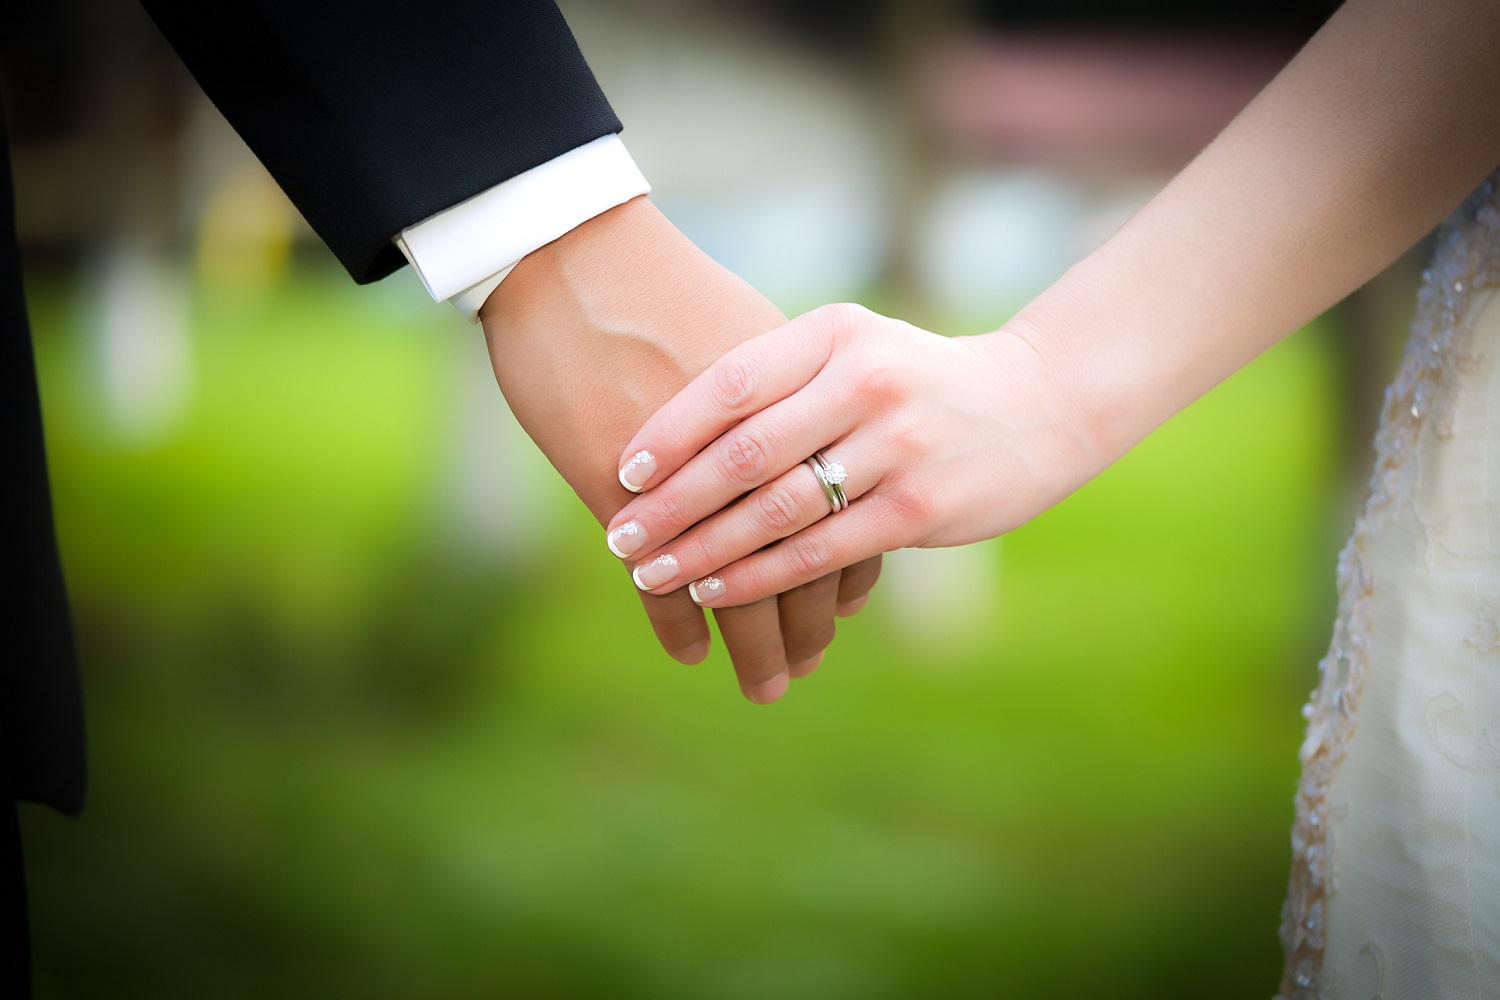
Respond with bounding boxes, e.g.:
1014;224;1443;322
807;450;849;513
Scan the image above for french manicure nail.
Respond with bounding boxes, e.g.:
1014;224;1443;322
688;576;724;604
619;449;656;492
606;521;646;558
747;672;789;704
632;553;679;591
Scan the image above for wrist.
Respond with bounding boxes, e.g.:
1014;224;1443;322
477;194;661;332
473;194;784;521
984;271;1127;477
997;250;1191;476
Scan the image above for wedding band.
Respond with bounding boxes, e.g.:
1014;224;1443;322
807;450;849;513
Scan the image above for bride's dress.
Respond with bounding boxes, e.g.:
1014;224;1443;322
1279;173;1500;998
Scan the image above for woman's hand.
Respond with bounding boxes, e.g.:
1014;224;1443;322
605;302;1098;636
483;199;882;705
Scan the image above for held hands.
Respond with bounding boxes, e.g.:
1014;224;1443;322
606;304;1100;679
480;198;880;703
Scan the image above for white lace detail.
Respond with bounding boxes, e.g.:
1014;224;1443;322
1276;172;1500;1000
1467;598;1500;654
1424;692;1500;787
1358;941;1388;999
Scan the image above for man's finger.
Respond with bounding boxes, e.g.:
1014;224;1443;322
713;599;789;704
778;572;840;674
635;573;711;663
835;555;882;616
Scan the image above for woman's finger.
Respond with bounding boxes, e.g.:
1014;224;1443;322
778;571;840;675
606;376;861;561
624;436;879;599
614;310;839;493
712;599;790;704
686;490;908;609
835;555;882;617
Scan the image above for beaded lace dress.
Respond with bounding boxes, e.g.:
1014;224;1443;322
1278;172;1500;998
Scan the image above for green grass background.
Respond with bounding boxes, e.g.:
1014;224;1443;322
21;264;1347;998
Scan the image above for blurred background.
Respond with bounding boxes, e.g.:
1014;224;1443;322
5;0;1428;996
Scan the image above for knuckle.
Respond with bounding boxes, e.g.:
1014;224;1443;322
856;351;904;402
882;481;934;524
655;415;697;459
681;529;723;575
884;410;929;455
720;428;771;484
725;565;773;607
653;491;693;533
712;354;760;413
784;533;832;578
818;301;870;336
756;485;801;533
797;624;836;653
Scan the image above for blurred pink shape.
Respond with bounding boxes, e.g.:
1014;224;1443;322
924;33;1299;167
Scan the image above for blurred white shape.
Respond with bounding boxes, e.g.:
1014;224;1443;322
918;169;1083;316
670;180;887;308
565;3;889;306
441;339;566;563
882;541;1001;656
87;238;192;446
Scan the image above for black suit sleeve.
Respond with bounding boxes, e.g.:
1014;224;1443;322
139;0;622;284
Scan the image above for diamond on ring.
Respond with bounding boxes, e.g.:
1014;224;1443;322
807;450;850;514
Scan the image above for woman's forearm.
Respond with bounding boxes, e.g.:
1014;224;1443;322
602;0;1500;613
1012;0;1500;466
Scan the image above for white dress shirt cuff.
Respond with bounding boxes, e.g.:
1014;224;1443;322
393;134;650;323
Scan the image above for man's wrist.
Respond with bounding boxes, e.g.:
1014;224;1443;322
476;194;784;518
477;194;665;333
394;135;651;322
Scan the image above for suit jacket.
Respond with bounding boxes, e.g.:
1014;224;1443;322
2;0;621;813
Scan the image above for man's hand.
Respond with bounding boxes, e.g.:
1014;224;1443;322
479;196;880;703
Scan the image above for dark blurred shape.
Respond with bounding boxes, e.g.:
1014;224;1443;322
968;0;1335;32
2;0;189;269
0;3;84;139
2;69;87;817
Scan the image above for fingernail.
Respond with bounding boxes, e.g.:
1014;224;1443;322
688;576;724;604
789;651;824;678
619;449;656;492
606;521;646;558
835;595;869;617
747;672;789;705
632;553;679;592
674;639;710;665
